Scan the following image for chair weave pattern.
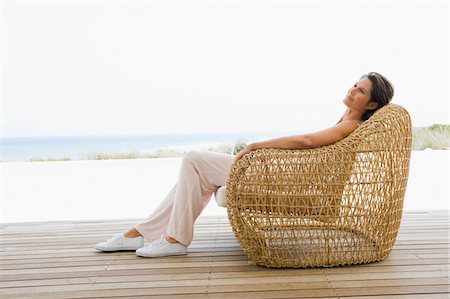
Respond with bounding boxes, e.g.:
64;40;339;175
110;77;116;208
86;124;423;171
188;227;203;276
226;104;412;268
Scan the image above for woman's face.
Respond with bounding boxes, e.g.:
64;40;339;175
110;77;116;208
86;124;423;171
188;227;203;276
343;78;375;112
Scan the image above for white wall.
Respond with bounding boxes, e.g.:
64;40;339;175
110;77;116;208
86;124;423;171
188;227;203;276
1;150;448;223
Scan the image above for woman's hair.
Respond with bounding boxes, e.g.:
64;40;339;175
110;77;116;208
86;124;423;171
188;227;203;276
360;72;394;121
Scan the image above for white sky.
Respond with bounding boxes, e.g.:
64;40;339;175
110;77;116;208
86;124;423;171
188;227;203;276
1;0;449;138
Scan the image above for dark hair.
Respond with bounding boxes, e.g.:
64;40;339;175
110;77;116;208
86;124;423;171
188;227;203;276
360;72;394;121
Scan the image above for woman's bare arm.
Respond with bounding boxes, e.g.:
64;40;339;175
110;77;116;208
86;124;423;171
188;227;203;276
232;121;359;165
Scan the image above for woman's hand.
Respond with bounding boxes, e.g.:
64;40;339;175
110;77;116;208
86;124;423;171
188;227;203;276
232;143;257;166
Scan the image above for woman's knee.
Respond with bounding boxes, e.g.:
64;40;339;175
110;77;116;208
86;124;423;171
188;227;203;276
182;151;204;165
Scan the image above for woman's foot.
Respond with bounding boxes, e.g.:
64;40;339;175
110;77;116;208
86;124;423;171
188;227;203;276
136;234;187;257
165;236;179;244
123;227;142;238
94;231;144;252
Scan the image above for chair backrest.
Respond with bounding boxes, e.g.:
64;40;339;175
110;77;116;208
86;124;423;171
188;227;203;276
338;103;412;241
292;103;412;223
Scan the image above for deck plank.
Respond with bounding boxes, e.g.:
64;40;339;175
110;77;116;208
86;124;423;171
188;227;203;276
0;211;448;298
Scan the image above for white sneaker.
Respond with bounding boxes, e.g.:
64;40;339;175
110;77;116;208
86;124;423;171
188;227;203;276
94;233;144;252
135;235;187;257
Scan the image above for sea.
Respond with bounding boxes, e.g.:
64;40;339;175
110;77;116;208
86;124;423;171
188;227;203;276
0;130;298;162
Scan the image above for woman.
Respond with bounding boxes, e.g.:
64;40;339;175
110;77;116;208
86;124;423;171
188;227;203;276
95;72;394;257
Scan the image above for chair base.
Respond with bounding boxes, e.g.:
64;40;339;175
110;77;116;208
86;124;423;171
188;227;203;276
233;219;393;268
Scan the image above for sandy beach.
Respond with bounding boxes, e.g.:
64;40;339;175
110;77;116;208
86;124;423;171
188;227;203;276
1;150;448;223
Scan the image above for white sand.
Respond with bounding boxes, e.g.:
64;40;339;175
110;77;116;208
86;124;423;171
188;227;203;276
1;150;448;223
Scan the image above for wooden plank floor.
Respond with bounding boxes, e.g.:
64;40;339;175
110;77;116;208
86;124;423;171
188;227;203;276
1;211;449;298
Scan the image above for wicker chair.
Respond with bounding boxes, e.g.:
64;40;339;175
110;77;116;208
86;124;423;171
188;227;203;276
225;103;412;268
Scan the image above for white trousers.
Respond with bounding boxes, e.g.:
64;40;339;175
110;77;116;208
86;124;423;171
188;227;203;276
135;151;234;246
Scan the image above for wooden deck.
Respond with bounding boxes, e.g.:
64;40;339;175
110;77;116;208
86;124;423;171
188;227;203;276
1;211;449;298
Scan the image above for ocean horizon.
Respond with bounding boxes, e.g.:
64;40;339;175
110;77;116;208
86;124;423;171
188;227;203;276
0;130;300;162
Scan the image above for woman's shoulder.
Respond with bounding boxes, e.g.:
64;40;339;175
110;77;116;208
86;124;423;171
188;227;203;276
332;120;362;138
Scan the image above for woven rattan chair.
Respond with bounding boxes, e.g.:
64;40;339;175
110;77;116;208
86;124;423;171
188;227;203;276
225;103;412;268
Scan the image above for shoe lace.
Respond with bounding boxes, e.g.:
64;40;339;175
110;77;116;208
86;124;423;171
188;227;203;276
108;233;122;241
149;233;167;247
